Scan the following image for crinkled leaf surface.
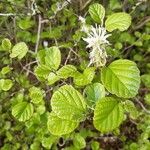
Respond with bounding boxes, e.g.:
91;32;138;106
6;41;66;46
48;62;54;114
10;42;28;59
89;3;105;23
105;12;131;32
12;102;34;122
74;67;95;87
47;112;78;136
48;72;60;85
29;86;44;104
101;59;140;98
57;65;77;79
94;97;124;132
45;47;61;70
0;79;13;91
51;85;87;121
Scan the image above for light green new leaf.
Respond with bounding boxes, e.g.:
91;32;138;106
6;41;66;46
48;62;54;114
42;136;58;149
94;97;124;132
45;47;61;70
34;65;51;80
51;85;87;121
29;86;44;104
124;100;139;119
47;72;60;85
73;133;86;149
105;12;131;32
1;66;11;75
12;102;34;122
101;59;140;98
2;38;12;50
37;49;46;64
57;65;77;79
84;83;105;105
0;79;13;91
47;112;78;136
74;67;95;87
10;42;28;59
89;3;105;23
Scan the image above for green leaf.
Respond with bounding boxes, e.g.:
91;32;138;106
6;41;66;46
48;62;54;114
105;12;131;32
34;65;51;80
37;49;46;64
89;3;105;23
29;86;44;104
91;141;100;150
47;72;60;85
73;133;86;149
1;66;11;75
84;83;105;105
0;79;13;91
101;59;140;98
2;38;12;50
124;100;139;119
57;65;77;79
144;93;150;105
18;17;34;30
42;136;58;149
10;42;28;59
12;102;34;122
74;67;95;87
45;47;61;70
141;74;150;88
51;85;87;121
47;112;78;136
93;97;124;132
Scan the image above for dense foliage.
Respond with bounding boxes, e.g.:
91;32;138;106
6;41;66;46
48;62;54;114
0;0;150;149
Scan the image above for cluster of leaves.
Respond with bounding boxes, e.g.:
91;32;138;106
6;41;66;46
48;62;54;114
0;0;150;149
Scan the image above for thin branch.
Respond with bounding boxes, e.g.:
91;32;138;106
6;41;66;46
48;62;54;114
135;98;150;114
24;60;38;68
133;16;150;31
0;13;16;16
35;14;42;53
64;49;72;65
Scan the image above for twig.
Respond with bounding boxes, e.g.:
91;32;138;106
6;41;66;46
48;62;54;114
133;16;150;31
80;0;92;11
0;13;16;16
69;48;80;58
64;49;72;65
35;14;42;53
24;60;37;68
135;98;150;114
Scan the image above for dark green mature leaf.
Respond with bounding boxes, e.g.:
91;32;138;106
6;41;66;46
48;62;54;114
101;59;140;98
12;102;34;122
51;85;87;121
94;97;124;132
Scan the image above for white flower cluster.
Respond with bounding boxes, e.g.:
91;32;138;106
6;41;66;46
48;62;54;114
79;17;111;67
